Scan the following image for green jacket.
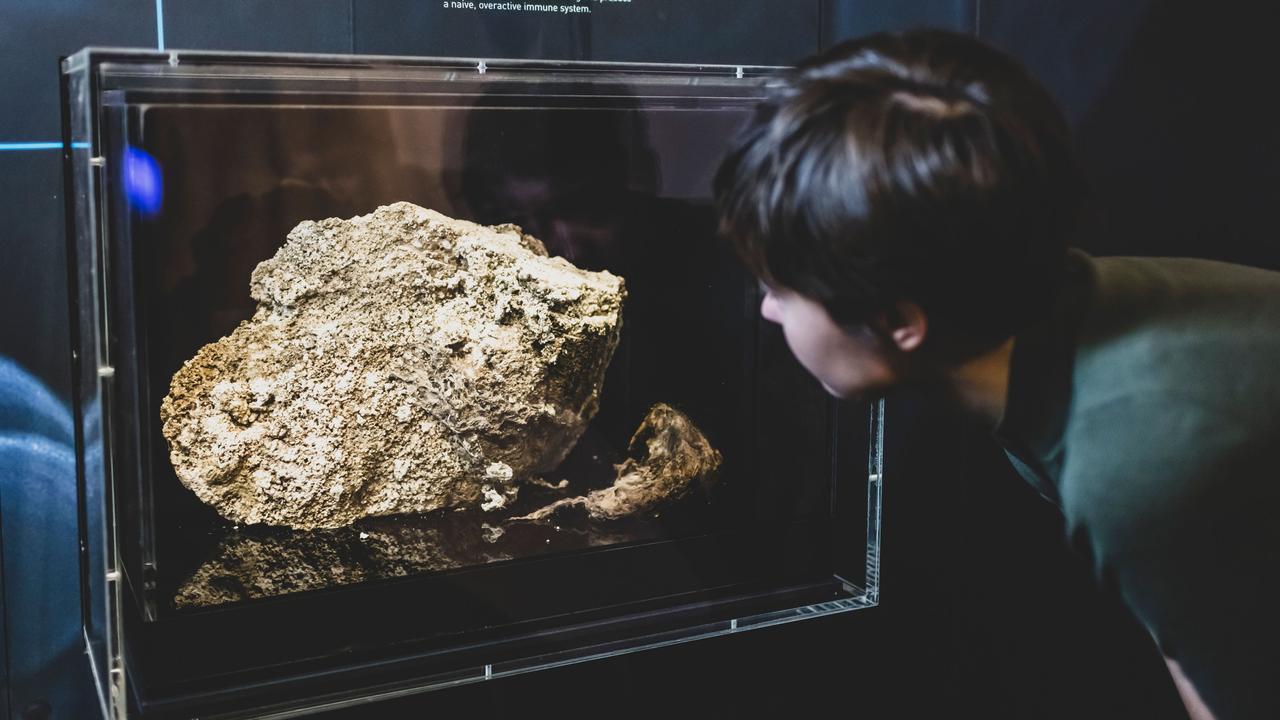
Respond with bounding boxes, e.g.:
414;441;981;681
995;249;1280;719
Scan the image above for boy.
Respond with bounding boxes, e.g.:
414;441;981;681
715;29;1279;720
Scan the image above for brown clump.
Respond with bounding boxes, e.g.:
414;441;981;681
512;403;721;523
161;202;625;530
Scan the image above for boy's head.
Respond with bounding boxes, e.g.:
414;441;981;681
715;29;1083;386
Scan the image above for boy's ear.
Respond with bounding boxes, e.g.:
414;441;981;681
887;300;927;352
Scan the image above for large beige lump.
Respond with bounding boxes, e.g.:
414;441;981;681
161;202;625;530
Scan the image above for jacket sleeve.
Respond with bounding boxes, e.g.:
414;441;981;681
1060;394;1280;720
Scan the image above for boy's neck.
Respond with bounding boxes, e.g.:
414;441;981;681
944;337;1016;428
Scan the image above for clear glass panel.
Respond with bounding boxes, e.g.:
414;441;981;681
64;50;881;718
62;50;126;719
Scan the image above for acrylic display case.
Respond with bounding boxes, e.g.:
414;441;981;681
61;48;883;719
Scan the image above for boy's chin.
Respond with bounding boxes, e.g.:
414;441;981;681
821;380;896;404
820;380;861;401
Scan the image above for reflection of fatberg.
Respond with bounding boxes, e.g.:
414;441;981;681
161;203;625;530
173;513;508;609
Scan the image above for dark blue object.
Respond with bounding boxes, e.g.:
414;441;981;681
0;356;73;447
0;356;89;716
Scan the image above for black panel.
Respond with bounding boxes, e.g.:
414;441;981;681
0;0;155;141
584;1;819;65
0;0;155;396
981;0;1280;270
822;0;975;47
0;0;153;402
354;0;818;65
0;153;71;401
353;0;594;60
163;0;352;53
977;0;1150;127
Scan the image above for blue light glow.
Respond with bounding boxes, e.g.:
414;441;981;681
124;146;163;217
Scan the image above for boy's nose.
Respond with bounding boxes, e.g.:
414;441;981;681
760;292;781;323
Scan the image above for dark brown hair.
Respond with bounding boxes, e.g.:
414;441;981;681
715;29;1084;361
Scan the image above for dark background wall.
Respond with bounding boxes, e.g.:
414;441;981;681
3;1;1276;717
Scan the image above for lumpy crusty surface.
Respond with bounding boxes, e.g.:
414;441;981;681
161;202;625;530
